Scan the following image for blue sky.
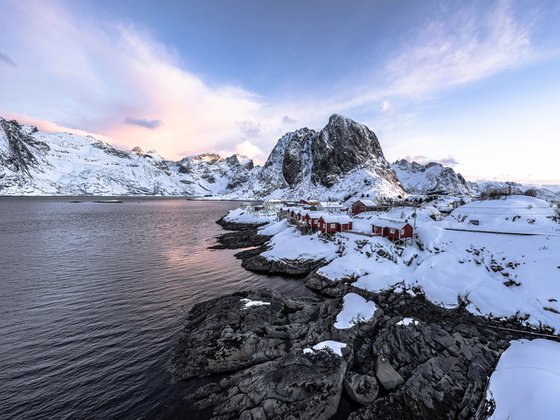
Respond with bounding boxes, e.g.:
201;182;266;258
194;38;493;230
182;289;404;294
1;0;559;183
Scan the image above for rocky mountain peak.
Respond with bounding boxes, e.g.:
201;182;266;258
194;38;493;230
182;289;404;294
131;146;144;156
312;114;388;187
224;154;254;170
192;153;222;164
392;159;471;195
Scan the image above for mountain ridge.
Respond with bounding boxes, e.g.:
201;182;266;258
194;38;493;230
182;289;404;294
1;115;557;201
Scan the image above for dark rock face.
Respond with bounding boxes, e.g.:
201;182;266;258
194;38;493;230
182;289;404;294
256;114;404;196
0;118;47;175
312;114;388;187
171;289;353;419
172;284;541;419
191;350;347;420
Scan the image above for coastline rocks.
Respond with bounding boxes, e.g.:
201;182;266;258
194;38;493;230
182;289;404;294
190;351;347;420
216;216;268;232
242;255;328;276
171;290;339;380
172;288;530;419
212;217;271;249
304;271;353;297
171;290;354;419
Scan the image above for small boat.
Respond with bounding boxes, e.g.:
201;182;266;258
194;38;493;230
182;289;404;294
94;199;123;204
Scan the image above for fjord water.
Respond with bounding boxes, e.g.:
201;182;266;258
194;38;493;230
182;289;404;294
0;198;314;419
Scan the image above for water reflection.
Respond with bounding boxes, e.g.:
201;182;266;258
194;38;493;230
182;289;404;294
0;197;315;419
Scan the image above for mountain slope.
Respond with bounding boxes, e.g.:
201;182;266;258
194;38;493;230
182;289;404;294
392;159;471;196
0;118;255;196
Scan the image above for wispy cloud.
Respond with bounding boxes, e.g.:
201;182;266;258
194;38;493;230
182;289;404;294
124;116;162;130
0;52;17;68
0;1;291;160
338;0;541;110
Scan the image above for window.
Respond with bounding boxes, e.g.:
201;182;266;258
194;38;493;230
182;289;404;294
400;229;405;235
330;223;336;229
390;229;395;234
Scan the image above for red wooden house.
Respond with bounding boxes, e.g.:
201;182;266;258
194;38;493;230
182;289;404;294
318;215;353;233
351;199;376;215
371;221;413;240
302;211;323;230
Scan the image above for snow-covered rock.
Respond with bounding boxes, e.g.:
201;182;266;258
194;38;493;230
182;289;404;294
392;159;471;195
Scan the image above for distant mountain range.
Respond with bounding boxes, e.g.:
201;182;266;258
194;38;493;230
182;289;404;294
1;115;557;201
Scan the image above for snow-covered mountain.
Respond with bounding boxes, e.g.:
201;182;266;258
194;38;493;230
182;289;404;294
392;159;471;196
2;114;556;201
230;114;406;201
0;117;255;196
0;114;406;200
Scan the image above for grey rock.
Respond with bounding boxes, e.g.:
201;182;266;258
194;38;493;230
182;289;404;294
344;372;379;405
375;355;404;390
191;351;347;420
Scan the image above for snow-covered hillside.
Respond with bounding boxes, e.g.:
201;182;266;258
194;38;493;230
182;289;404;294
0;114;406;200
228;195;560;332
0;118;255;196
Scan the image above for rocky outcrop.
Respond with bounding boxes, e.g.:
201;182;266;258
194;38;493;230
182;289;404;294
171;287;541;419
241;255;328;276
211;217;272;251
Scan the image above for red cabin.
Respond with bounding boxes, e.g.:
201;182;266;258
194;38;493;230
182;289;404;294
371;224;383;236
351;199;376;215
318;215;353;233
303;211;322;230
371;221;413;240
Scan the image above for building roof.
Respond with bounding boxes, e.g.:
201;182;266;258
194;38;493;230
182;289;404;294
355;199;376;207
303;211;325;219
319;201;343;208
319;214;353;224
371;219;412;229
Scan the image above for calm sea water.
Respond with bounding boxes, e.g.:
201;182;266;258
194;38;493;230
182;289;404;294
0;198;315;419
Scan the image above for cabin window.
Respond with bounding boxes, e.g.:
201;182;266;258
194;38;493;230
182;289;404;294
390;229;395;234
330;223;336;229
400;229;405;235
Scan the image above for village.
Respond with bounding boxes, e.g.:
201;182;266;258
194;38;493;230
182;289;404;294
249;197;448;245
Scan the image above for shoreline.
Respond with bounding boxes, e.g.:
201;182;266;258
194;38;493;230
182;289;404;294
170;216;558;419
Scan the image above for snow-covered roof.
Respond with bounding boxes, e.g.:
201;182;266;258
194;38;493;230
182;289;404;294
319;201;343;208
371;219;411;229
302;211;325;219
354;199;376;207
319;214;353;224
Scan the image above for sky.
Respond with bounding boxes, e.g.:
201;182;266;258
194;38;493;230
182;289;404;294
1;0;559;184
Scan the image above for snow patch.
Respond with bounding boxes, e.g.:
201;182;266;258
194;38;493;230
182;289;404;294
396;317;420;326
303;340;347;357
334;293;377;329
487;339;560;420
240;298;271;309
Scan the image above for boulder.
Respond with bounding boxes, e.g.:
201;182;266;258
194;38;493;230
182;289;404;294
375;356;404;390
344;372;379;405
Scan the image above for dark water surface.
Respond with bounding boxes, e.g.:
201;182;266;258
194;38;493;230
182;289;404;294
0;198;314;419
